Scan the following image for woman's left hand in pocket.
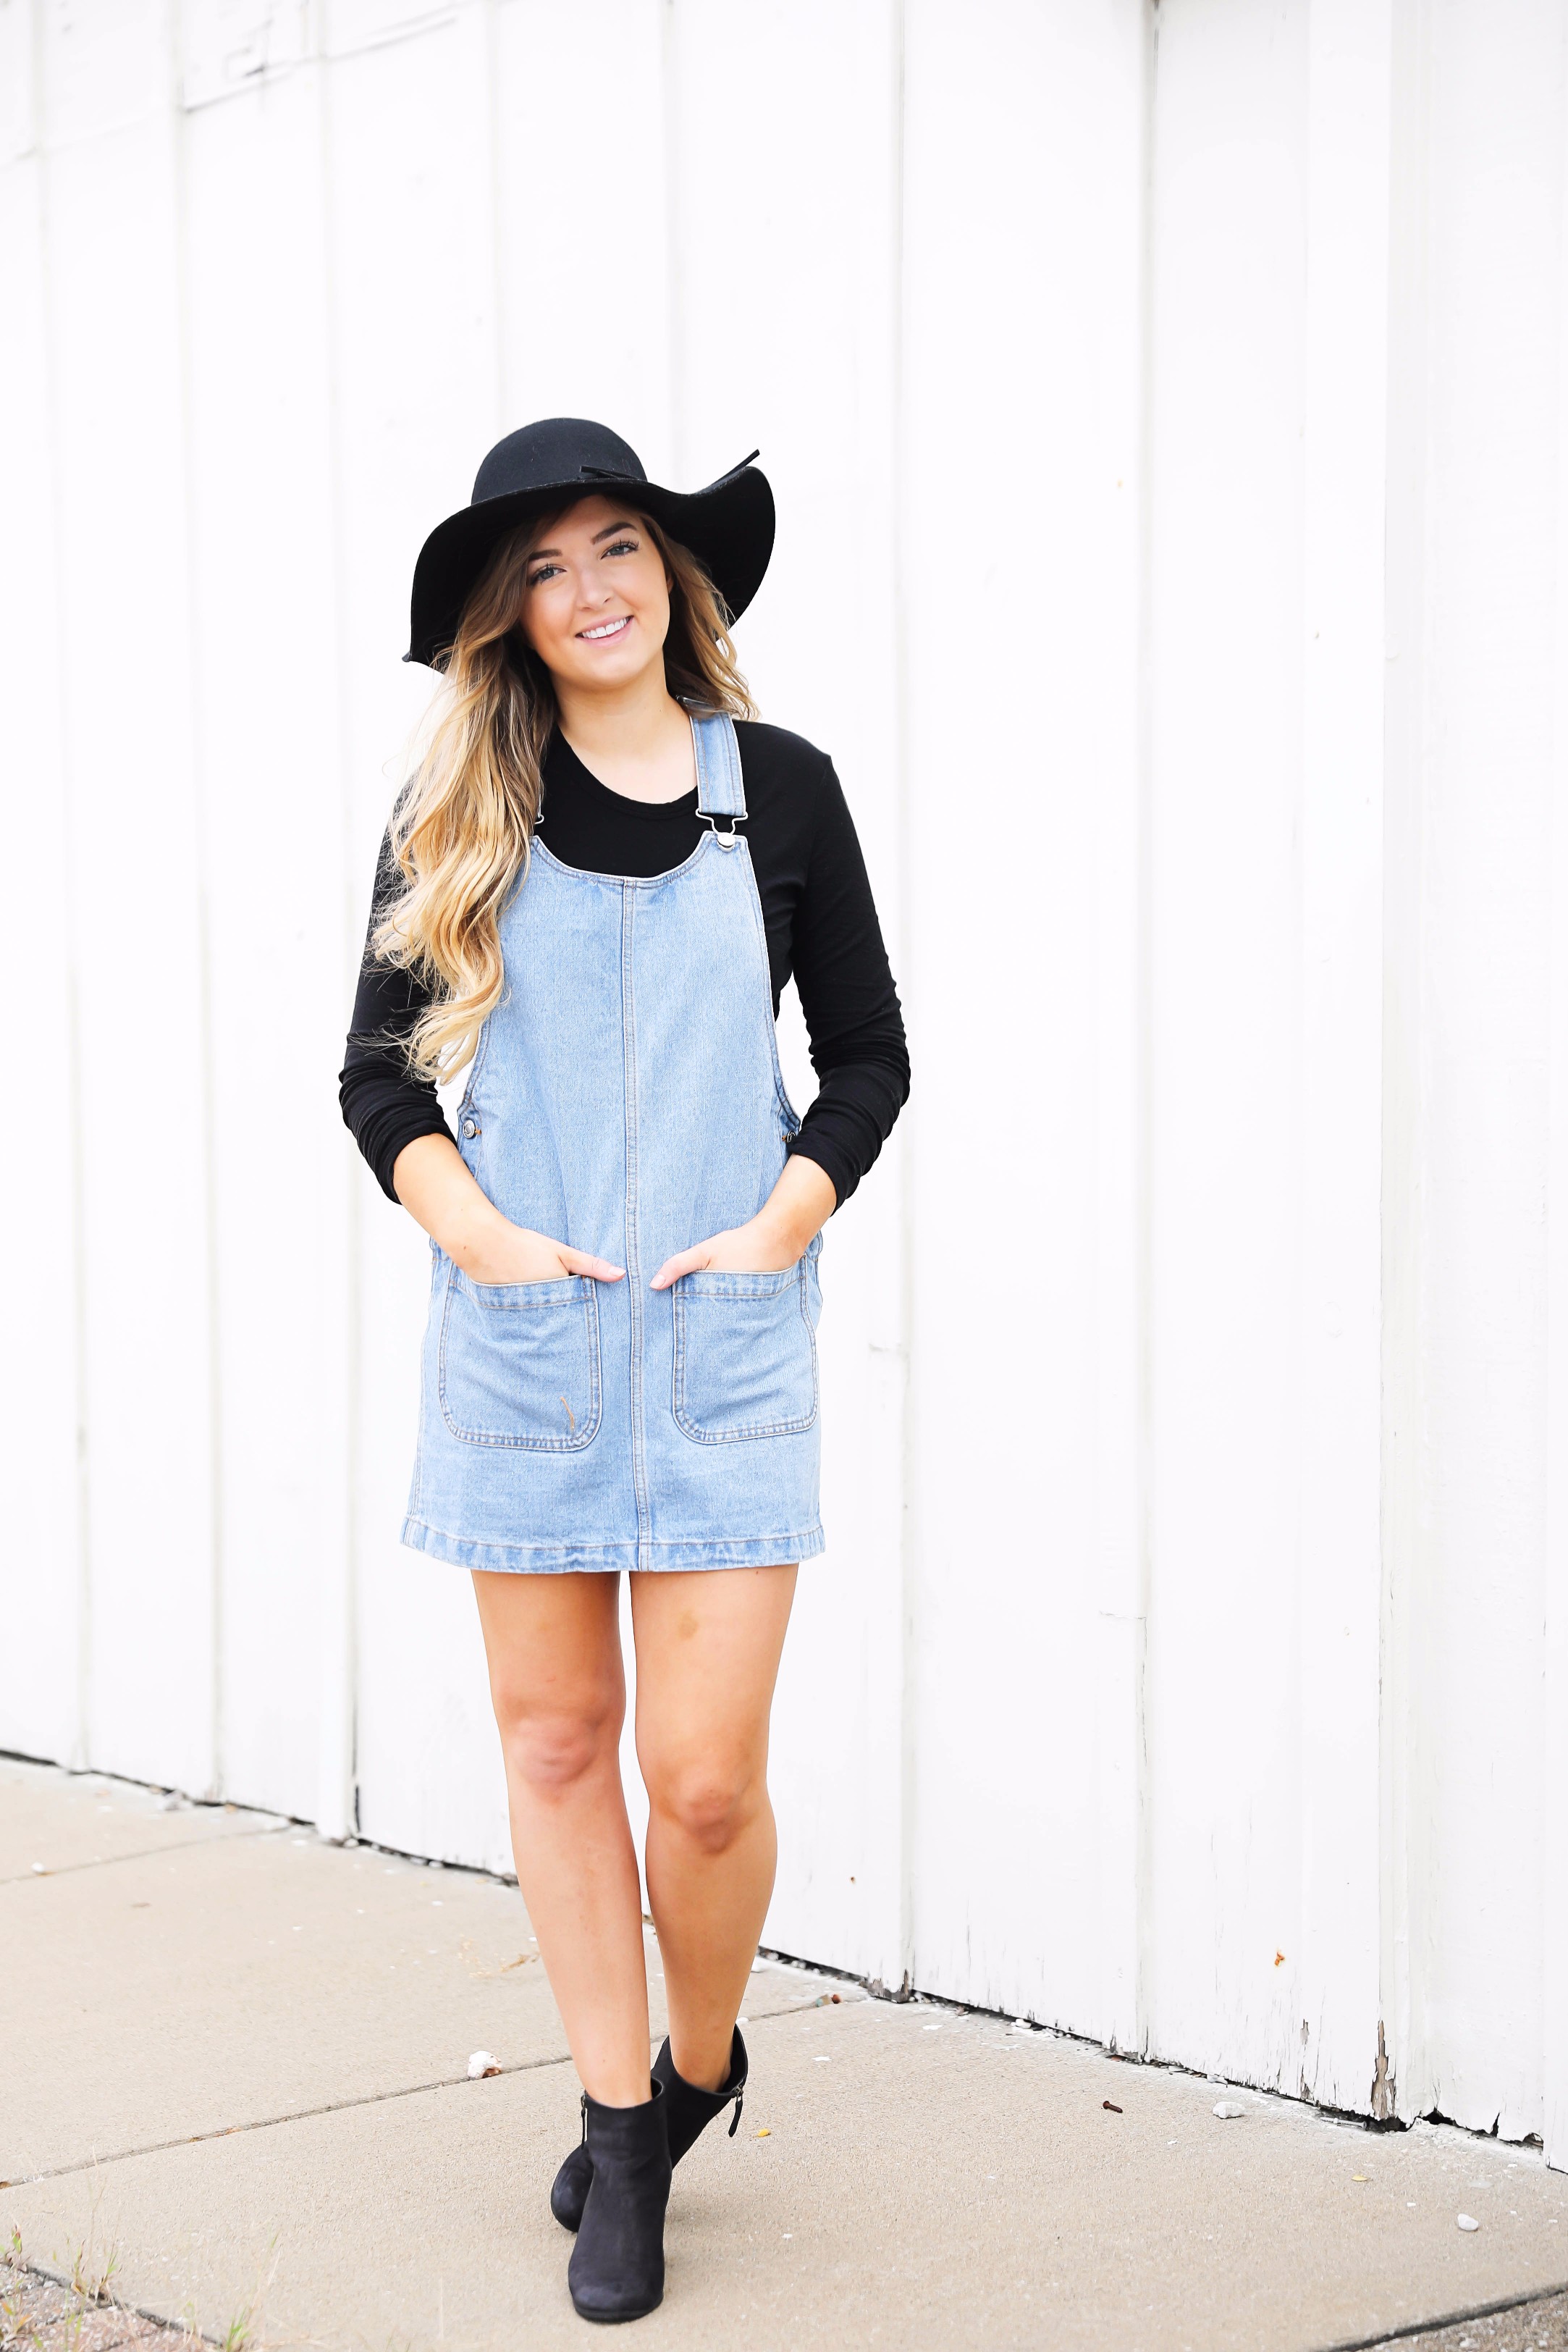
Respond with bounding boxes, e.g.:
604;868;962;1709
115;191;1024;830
649;1212;800;1291
648;1156;837;1290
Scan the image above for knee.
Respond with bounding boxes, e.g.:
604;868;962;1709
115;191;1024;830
492;1684;621;1800
648;1757;762;1857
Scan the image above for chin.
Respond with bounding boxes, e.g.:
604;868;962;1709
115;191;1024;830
570;650;657;689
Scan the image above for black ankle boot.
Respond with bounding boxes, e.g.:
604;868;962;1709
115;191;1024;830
551;2029;748;2235
566;2080;671;2324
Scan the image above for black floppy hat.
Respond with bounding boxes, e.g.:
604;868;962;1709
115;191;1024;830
405;417;775;668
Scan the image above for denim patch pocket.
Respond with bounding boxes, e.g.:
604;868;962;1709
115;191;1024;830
439;1267;603;1450
672;1260;819;1443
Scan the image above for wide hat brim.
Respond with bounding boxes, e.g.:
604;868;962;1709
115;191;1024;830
405;460;774;668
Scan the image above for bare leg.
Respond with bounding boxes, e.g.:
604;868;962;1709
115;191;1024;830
471;1569;651;2107
631;1566;798;2091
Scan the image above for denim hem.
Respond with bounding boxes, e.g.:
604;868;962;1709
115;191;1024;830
400;1516;825;1574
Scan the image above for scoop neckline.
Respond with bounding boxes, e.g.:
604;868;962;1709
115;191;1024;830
549;727;700;820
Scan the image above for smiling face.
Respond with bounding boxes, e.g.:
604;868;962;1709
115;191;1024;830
515;495;672;696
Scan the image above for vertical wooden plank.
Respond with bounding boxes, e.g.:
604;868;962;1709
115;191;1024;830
1295;0;1392;2116
1092;0;1155;2059
179;30;352;1823
1378;0;1434;2134
1546;27;1568;2171
1145;0;1310;2092
663;0;909;1987
41;0;163;138
42;0;220;1797
1394;0;1561;2143
326;9;514;1871
0;142;86;1771
0;0;37;161
492;0;671;465
901;0;1146;2031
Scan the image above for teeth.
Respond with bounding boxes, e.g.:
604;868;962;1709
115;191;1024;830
581;617;629;639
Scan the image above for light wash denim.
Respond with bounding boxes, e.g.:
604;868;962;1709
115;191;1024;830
402;712;825;1574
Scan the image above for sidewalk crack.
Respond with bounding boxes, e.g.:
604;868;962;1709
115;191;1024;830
1;1824;289;1886
9;2051;578;2186
6;2000;828;2189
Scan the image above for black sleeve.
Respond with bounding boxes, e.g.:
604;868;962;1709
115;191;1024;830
786;765;909;1208
338;831;454;1201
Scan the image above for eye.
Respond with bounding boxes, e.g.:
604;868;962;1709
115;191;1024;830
526;561;562;587
603;537;639;558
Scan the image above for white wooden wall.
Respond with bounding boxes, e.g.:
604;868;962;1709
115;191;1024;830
3;0;1565;2166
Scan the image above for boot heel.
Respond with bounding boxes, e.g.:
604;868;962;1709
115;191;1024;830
550;2093;593;2232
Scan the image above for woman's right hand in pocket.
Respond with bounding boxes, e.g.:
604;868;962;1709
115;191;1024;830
391;1134;624;1286
464;1222;625;1288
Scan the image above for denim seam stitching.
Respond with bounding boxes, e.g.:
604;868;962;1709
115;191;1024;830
455;999;496;1120
530;833;722;891
400;1516;824;1563
692;710;747;820
620;881;652;1560
733;836;798;1131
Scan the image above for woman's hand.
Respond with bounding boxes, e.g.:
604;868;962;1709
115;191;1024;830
649;1155;837;1291
392;1133;625;1286
463;1223;625;1288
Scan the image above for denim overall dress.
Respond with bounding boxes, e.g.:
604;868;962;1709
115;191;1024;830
402;712;825;1574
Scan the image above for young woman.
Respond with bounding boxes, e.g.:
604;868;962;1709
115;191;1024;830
340;419;907;2323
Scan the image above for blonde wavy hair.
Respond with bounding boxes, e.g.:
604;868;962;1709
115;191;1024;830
374;507;757;1082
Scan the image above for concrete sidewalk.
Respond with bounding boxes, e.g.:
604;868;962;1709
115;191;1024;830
4;1755;1566;2352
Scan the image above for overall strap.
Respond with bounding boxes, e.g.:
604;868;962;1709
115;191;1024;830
691;711;747;841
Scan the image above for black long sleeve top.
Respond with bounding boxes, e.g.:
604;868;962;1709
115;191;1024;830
339;721;909;1210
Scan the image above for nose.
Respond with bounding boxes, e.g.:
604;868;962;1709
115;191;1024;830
573;558;615;609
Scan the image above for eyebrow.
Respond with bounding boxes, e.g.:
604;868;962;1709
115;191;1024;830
527;520;640;560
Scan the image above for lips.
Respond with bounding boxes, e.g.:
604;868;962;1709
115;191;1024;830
578;615;633;642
